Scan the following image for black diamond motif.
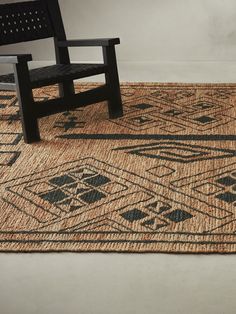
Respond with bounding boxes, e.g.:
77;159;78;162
50;175;75;187
80;189;106;204
129;116;153;125
164;210;193;223
70;205;83;212
194;116;216;124
216;176;236;187
41;189;69;204
84;174;111;187
132;103;153;110
121;209;148;222
143;218;155;226
146;201;158;210
164;109;183;117
193;102;215;110
216;192;236;204
159;205;171;213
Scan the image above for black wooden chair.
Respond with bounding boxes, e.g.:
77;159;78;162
0;0;123;143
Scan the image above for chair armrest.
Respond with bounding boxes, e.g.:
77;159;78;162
57;38;120;47
0;54;32;64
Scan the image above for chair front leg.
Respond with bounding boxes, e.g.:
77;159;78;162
54;40;75;98
13;62;40;143
103;46;123;119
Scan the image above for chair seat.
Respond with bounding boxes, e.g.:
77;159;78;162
0;63;108;88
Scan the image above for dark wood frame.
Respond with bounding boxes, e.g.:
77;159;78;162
0;0;123;143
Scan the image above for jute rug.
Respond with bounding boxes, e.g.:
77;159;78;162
0;83;236;253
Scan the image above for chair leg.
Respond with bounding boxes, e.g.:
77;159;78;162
58;81;75;98
53;39;75;98
14;63;40;144
103;46;123;119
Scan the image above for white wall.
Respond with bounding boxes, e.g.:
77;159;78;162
60;0;236;63
1;0;236;81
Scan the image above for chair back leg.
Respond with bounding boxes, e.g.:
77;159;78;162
103;46;123;119
14;63;40;143
58;81;75;98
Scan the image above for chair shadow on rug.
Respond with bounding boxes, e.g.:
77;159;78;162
0;0;123;143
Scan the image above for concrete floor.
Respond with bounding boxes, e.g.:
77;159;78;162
1;254;236;314
0;63;236;314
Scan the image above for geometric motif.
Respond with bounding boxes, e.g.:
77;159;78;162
61;192;197;233
0;151;20;166
0;93;19;123
0;132;22;167
2;158;152;227
149;96;235;132
114;141;236;163
117;197;194;231
0;93;49;124
111;97;165;131
53;109;85;132
1;83;236;253
147;165;175;177
2;153;235;239
112;94;236;134
151;89;196;102
171;162;236;218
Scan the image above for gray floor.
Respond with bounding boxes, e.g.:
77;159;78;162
0;63;236;314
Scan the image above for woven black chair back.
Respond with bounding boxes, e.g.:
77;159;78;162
0;0;54;45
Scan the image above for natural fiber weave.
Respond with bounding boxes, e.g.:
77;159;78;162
0;82;236;253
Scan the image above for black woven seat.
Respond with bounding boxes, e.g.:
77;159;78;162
0;63;108;88
0;0;123;143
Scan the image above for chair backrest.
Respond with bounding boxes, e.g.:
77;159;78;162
0;0;65;46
